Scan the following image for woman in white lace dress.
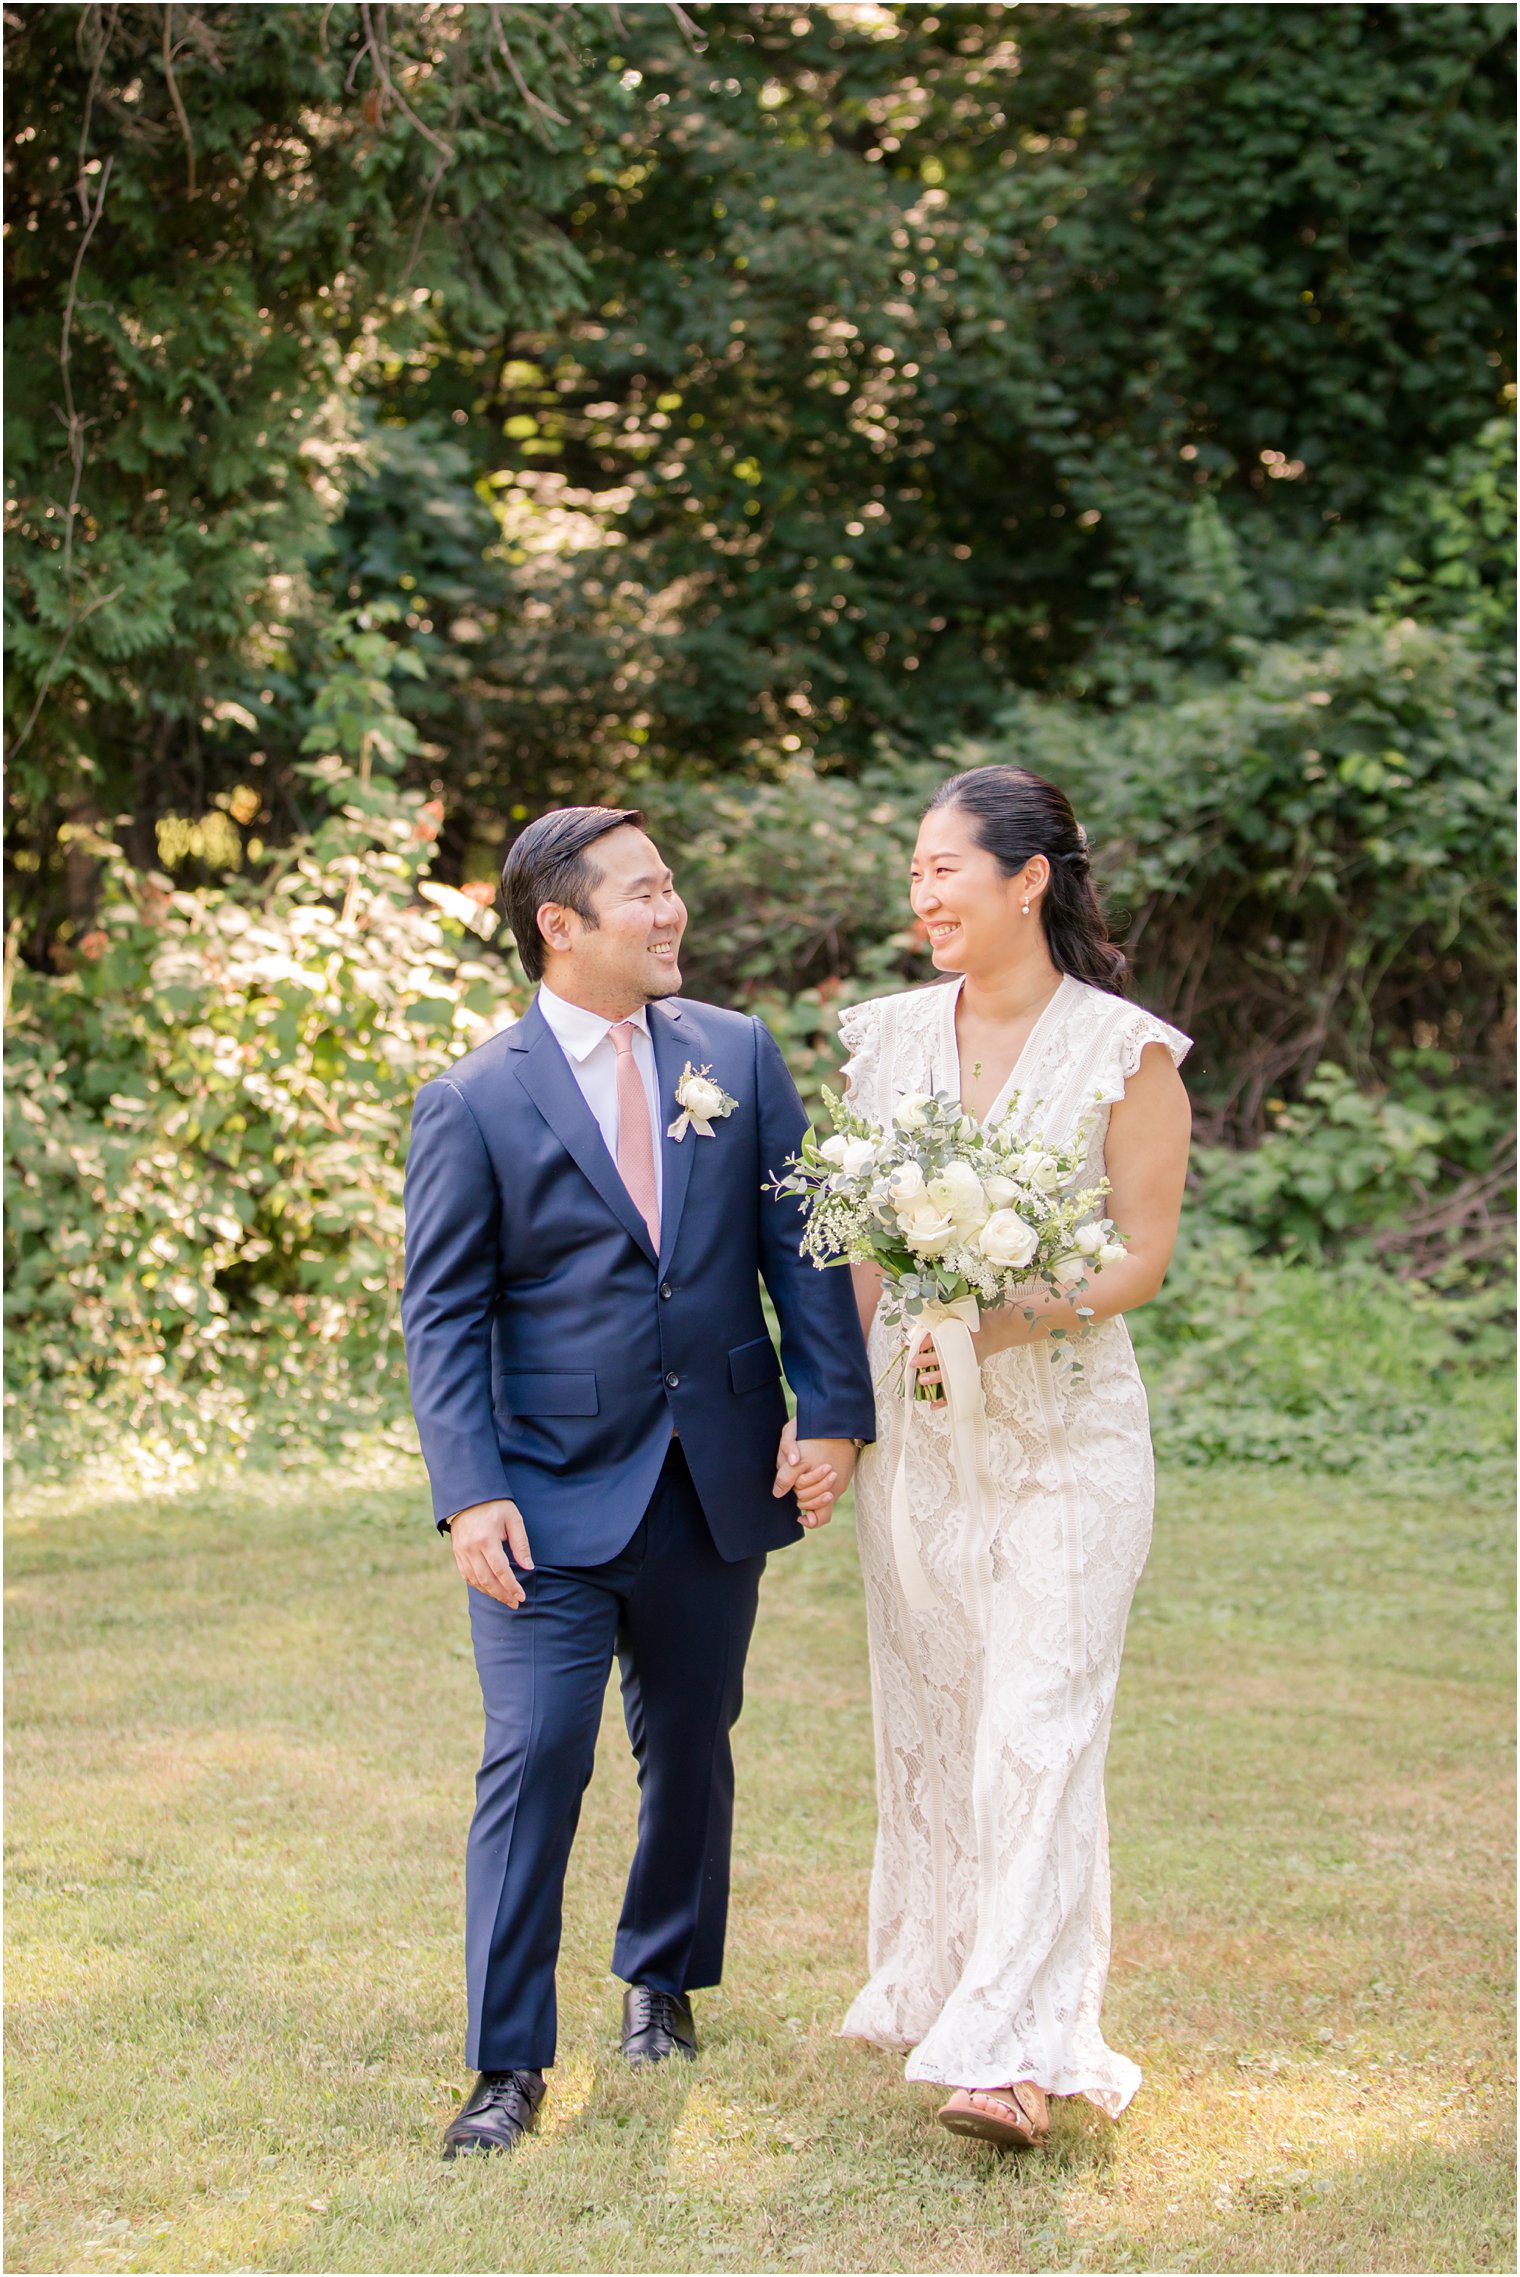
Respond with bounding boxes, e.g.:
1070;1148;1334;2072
827;765;1191;2151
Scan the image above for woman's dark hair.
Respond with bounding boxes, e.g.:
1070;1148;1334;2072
501;805;642;983
926;765;1127;995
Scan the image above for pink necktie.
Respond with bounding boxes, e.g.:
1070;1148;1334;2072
610;1020;660;1253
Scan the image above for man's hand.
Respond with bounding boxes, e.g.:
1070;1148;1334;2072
772;1419;858;1529
448;1497;533;1607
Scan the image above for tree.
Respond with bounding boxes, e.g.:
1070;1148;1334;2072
400;0;1513;823
3;1;616;954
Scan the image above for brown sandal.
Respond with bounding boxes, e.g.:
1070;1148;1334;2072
936;2081;1050;2149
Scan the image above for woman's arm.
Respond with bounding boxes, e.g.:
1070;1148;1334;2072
851;1259;884;1344
915;1042;1191;1389
976;1040;1191;1357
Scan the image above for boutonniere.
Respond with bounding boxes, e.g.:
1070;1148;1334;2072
668;1062;738;1142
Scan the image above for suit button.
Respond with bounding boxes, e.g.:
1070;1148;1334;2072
660;1283;673;1300
665;1371;680;1389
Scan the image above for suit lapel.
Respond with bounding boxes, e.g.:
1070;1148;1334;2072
650;1000;696;1274
508;998;658;1263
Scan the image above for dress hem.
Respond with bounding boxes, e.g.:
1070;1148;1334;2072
837;2023;1141;2120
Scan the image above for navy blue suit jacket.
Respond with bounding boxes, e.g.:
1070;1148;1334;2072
401;993;876;1564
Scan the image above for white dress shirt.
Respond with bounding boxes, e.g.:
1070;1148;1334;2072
536;983;664;1211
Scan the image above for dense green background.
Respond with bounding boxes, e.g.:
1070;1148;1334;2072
4;2;1514;1468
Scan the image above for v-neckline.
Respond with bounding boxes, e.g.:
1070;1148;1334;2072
942;971;1072;1128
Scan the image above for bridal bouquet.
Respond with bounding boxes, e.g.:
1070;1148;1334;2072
773;1087;1125;1341
775;1088;1126;1613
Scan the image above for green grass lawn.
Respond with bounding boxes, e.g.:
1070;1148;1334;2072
5;1450;1513;2274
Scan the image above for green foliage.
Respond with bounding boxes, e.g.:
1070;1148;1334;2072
3;1;619;947
638;753;937;1000
3;3;1513;1477
1134;1235;1512;1477
1382;413;1518;646
1188;1059;1514;1280
4;624;523;1471
966;612;1515;1129
635;602;1513;1129
426;0;1514;801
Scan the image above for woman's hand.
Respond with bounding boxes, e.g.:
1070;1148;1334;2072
914;1312;1041;1396
773;1417;855;1527
912;1334;947;1401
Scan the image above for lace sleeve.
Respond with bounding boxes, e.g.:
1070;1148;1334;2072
1092;1001;1192;1111
837;996;883;1122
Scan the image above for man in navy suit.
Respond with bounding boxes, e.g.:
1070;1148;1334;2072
402;805;875;2158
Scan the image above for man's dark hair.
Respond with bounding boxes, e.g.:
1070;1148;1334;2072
501;805;643;983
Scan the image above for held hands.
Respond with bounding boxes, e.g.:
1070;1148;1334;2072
450;1425;861;1595
448;1496;534;1607
772;1417;858;1529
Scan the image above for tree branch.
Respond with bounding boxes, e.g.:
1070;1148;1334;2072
486;4;569;133
356;1;455;157
160;3;197;196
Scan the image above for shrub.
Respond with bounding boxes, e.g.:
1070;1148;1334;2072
1134;1231;1512;1477
5;826;521;1473
1188;1057;1514;1285
637;752;940;1003
966;613;1513;1135
5;616;525;1476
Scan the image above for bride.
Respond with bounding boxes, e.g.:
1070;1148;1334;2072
813;763;1191;2150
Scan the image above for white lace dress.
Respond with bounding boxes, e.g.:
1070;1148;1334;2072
837;973;1190;2116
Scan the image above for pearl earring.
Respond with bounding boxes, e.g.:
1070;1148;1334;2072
1022;897;1031;916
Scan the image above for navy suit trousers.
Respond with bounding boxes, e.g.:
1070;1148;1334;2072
464;1441;765;2072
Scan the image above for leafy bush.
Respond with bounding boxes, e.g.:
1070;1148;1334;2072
957;611;1514;1133
638;754;939;1003
5;623;524;1477
1188;1058;1514;1283
1134;1231;1512;1478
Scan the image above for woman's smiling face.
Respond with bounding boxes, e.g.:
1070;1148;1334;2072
909;802;1038;972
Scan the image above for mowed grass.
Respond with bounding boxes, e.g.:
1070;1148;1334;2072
5;1447;1513;2275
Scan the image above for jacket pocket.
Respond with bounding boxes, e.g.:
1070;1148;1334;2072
497;1371;599;1417
728;1335;782;1396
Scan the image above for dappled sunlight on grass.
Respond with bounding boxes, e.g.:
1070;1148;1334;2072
666;2083;790;2203
5;1458;1512;2273
536;2052;596;2143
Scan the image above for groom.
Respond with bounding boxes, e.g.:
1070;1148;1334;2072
402;805;875;2159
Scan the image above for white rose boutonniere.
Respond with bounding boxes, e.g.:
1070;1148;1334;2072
667;1062;739;1141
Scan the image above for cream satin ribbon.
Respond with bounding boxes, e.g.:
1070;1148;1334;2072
889;1294;998;1618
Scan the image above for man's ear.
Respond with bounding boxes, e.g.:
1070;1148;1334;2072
537;900;575;958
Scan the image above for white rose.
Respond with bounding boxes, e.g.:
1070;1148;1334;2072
1074;1221;1106;1256
681;1074;725;1120
983;1173;1020;1209
978;1209;1039;1270
899;1201;958;1255
889;1161;927;1205
1098;1236;1127;1264
1052;1252;1088;1285
1018;1150;1060;1193
927;1159;987;1232
819;1133;875;1175
893;1094;931;1133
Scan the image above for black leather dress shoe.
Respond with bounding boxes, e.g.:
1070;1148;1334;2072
441;2069;545;2159
621;1985;697;2067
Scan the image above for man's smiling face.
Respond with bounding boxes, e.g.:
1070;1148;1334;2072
542;824;687;1014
